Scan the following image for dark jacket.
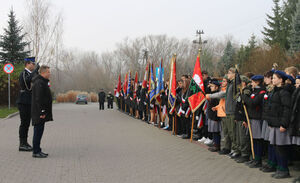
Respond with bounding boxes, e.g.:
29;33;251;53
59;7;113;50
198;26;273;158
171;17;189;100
207;91;221;121
289;88;300;136
16;68;39;105
31;75;53;126
225;79;237;115
265;86;292;128
234;86;251;122
242;86;266;120
98;91;106;102
107;94;114;103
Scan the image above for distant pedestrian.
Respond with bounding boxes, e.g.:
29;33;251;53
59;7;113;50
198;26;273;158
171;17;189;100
107;92;114;109
98;89;106;110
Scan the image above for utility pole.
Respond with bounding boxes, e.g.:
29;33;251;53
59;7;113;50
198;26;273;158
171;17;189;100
192;30;207;49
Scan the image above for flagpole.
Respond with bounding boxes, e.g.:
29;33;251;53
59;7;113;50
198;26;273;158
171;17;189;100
190;113;195;142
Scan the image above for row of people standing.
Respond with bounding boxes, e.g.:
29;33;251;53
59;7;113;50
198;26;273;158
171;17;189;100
116;66;300;181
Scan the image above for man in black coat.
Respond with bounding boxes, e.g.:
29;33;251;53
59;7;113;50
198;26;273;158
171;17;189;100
31;65;53;158
107;91;114;109
16;57;39;151
98;89;106;110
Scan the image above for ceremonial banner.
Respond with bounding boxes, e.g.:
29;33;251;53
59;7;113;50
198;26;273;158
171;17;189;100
187;51;206;113
149;63;156;102
168;55;177;114
133;72;138;99
127;71;131;96
116;75;121;97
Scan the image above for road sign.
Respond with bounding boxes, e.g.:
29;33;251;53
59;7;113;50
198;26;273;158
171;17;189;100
3;63;14;74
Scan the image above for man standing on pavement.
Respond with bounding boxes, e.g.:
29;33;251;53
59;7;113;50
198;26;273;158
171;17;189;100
16;57;39;152
107;91;114;109
31;65;53;158
98;89;106;110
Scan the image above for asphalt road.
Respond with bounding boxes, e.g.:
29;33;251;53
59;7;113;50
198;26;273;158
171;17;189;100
0;103;297;183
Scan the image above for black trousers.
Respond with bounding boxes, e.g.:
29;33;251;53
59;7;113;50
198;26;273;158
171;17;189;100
107;102;113;109
18;104;31;140
33;122;45;154
99;102;104;110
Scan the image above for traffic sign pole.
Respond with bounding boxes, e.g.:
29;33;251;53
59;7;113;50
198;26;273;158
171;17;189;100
8;74;10;110
3;63;14;110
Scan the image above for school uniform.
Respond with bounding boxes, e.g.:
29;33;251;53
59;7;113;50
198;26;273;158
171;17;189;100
266;83;292;178
242;84;266;168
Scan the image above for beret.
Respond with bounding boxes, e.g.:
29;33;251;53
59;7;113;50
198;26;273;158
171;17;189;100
251;75;264;81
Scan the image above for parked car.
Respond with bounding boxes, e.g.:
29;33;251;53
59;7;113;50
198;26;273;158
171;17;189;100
75;94;88;104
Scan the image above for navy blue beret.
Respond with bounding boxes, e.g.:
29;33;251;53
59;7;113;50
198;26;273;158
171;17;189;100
296;75;300;79
210;79;220;86
286;74;295;84
24;57;35;62
251;75;264;81
274;70;287;80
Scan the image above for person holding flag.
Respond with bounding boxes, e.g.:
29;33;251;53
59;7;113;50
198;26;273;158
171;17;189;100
187;49;206;142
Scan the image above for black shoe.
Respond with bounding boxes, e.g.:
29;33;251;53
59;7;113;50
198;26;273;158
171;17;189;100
245;159;255;166
40;152;48;156
235;156;249;163
32;152;48;158
206;143;214;147
273;170;290;179
19;144;33;152
192;134;200;141
181;134;189;139
208;146;220;152
249;160;262;168
218;149;230;155
262;165;276;173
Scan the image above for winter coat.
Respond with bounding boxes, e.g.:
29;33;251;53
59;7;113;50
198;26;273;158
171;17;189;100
242;86;266;120
98;92;106;102
207;91;221;121
289;88;300;136
225;79;237;115
265;86;292;128
208;87;226;118
31;75;53;126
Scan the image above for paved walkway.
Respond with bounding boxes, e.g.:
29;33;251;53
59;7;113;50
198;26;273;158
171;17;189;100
0;103;297;183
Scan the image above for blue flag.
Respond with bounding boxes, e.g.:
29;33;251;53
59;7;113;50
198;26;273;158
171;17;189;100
127;71;131;96
149;64;156;102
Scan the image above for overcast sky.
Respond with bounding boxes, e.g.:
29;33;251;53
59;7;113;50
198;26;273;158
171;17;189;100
0;0;274;54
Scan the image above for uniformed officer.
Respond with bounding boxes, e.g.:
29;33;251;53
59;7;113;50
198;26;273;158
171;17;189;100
107;91;114;109
16;57;39;151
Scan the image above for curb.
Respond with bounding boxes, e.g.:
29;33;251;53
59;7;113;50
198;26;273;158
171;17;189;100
0;112;19;121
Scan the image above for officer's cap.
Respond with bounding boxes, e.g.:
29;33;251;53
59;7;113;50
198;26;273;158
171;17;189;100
24;57;35;63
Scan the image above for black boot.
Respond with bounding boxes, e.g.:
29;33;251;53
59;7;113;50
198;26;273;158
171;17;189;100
19;138;33;152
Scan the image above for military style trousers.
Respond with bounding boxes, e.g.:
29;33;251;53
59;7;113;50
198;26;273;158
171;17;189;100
236;121;250;157
18;104;31;141
222;114;237;151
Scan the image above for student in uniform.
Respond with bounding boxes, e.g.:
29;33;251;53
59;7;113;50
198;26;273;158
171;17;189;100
234;75;252;163
290;75;300;183
206;79;222;152
242;75;266;168
266;70;292;179
260;70;277;172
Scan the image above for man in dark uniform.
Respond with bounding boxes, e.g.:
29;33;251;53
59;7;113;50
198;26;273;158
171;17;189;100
107;91;114;109
98;89;106;110
16;57;39;151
